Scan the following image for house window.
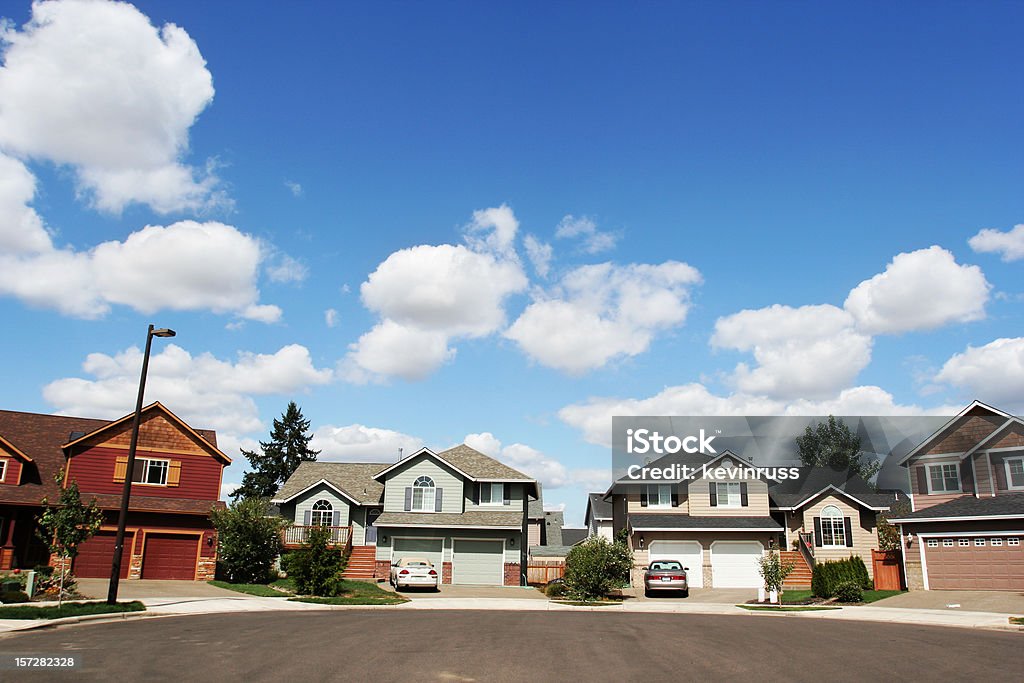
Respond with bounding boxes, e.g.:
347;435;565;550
310;499;333;527
412;476;435;512
480;482;504;506
819;505;846;547
943;539;954;547
131;458;168;485
1008;538;1020;546
958;538;970;547
927;539;938;548
927;464;960;493
991;538;1003;546
715;482;741;508
0;459;7;483
974;538;986;547
1005;458;1024;489
648;484;672;508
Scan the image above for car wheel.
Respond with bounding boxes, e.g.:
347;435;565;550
681;589;689;598
644;588;651;598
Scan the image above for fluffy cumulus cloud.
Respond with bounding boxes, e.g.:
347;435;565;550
968;224;1024;262
44;342;333;443
0;0;219;213
934;337;1024;410
344;206;529;381
506;261;702;375
0;152;50;254
712;304;873;400
555;215;618;254
464;432;606;492
523;234;552;278
844;246;990;335
311;424;423;463
0;220;281;320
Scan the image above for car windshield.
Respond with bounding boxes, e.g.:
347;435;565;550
405;561;431;567
649;561;683;571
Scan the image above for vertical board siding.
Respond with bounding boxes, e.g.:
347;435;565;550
70;446;222;500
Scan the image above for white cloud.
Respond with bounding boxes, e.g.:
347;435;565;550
0;152;50;254
712;304;873;400
266;254;308;284
0;220;279;320
934;337;1024;410
555;215;618;254
969;224;1024;262
284;180;303;197
844;246;990;334
43;342;333;440
523;234;552;278
464;203;519;255
506;261;701;374
344;319;455;382
325;308;339;328
0;0;220;213
463;432;604;491
311;424;423;463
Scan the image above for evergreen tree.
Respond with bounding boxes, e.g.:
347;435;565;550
231;401;320;501
796;415;881;484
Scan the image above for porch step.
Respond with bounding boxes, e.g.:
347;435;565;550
780;551;813;588
343;545;379;579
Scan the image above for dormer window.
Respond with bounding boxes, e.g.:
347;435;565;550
412;476;435;512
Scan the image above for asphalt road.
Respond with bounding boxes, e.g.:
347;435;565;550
0;610;1019;682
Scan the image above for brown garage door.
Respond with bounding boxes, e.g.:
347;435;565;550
74;531;131;579
925;536;1024;590
141;534;198;580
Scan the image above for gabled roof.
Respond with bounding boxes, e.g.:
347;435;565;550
560;528;588;546
373;444;537;494
272;461;387;505
768;466;894;511
374;510;522;529
585;492;613;522
0;433;33;463
62;401;230;464
544;509;564;546
962;417;1024;458
898;401;1011;465
890;494;1024;522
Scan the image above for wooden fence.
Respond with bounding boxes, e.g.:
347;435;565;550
871;549;903;590
527;561;565;585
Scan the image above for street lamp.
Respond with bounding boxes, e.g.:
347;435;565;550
107;324;175;604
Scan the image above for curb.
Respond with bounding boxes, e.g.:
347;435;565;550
3;609;168;633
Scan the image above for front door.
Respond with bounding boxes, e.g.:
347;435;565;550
365;508;381;545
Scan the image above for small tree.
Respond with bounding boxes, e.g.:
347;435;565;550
232;402;320;501
757;551;795;604
36;472;104;606
564;534;632;601
876;499;911;551
209;498;285;584
282;525;345;596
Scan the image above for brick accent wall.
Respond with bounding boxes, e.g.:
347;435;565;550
375;560;391;579
128;551;143;579
442;561;452;584
504;562;520;586
904;539;925;590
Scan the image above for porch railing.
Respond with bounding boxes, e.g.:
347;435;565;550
798;531;815;568
282;525;352;547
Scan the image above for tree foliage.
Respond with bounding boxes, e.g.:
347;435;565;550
232;401;320;501
796;415;880;484
876;498;911;551
210;497;285;583
36;471;104;605
757;551;795;603
282;525;345;596
564;534;632;601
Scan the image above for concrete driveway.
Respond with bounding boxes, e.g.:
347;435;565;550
872;589;1024;614
385;583;547;599
76;578;239;600
621;586;758;604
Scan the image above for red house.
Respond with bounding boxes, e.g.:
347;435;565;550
0;402;229;580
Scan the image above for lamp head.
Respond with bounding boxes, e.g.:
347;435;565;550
151;328;176;338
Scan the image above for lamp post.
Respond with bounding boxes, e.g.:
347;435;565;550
107;324;175;604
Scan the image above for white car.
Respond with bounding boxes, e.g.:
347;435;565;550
390;557;440;591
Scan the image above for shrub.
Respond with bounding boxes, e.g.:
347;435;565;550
545;581;567;598
757;552;795;601
811;555;872;598
0;591;30;604
833;580;863;603
282;526;345;596
210;497;285;584
564;535;632;601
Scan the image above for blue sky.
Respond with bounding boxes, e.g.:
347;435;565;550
1;1;1021;525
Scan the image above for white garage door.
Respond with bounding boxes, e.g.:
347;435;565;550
392;538;443;570
711;541;763;588
648;540;704;588
453;539;504;585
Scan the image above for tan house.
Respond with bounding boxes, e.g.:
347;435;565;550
890;401;1024;591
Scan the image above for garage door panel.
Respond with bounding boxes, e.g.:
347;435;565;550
648;540;703;588
926;537;1024;590
711;541;763;588
74;532;131;579
392;538;443;570
453;540;503;585
142;534;199;580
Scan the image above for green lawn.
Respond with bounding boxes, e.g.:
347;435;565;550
208;581;289;597
738;604;840;612
0;601;145;620
1010;617;1023;626
288;579;407;605
782;589;902;605
271;577;296;592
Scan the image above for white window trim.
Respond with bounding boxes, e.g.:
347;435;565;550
412;476;436;513
715;482;741;508
310;499;334;527
974;538;986;546
131;457;169;486
1008;538;1020;546
926;538;938;548
0;458;7;483
480;482;505;507
1004;457;1024;491
926;463;961;494
819;506;847;548
648;484;673;509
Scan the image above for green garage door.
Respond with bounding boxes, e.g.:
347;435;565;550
452;540;504;585
392;538;443;570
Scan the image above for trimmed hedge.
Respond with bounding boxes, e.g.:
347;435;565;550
811;555;871;598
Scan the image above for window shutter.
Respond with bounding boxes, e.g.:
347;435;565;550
740;482;749;507
473;483;480;505
709;482;718;507
993;459;1008;491
113;456;128;483
813;517;822;547
435;487;443;512
958;460;973;494
303;509;312;526
167;460;181;487
503;484;511;506
916;466;928;494
404;487;413;511
332;510;341;527
640;486;648;507
671;490;679;507
844;517;854;547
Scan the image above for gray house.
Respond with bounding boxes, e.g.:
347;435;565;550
272;445;538;586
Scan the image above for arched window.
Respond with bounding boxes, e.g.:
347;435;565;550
412;475;435;512
820;505;845;547
311;499;333;527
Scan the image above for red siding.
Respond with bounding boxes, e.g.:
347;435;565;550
70;446;221;501
0;458;21;485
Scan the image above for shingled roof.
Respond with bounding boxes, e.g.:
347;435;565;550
374;510;523;528
272;461;388;505
890;494;1024;522
436;444;535;481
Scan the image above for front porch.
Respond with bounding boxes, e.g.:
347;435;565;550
281;524;352;549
